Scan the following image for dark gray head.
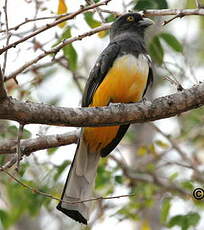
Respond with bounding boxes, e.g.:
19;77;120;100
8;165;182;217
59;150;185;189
110;13;154;41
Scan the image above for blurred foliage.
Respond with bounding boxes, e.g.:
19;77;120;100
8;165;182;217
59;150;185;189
167;212;200;230
148;32;183;65
133;0;168;10
84;12;108;38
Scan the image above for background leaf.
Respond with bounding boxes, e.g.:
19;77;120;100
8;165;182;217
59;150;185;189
61;27;78;71
167;212;200;230
134;0;168;10
160;198;171;224
159;32;183;52
148;35;164;65
57;0;68;28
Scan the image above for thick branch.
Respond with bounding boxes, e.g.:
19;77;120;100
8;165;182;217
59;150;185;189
0;131;78;155
0;82;203;126
99;8;204;16
142;8;204;16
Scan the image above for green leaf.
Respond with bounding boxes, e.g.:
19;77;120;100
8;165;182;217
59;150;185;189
167;212;200;230
105;14;116;23
22;129;32;139
0;209;10;229
84;12;101;28
160;197;171;224
7;125;18;138
181;181;194;191
159;32;183;53
63;43;77;71
0;155;5;165
61;27;78;71
47;147;58;155
54;160;71;181
134;0;168;10
185;212;200;226
155;140;170;149
137;146;148;156
115;175;123;184
154;0;168;8
53;27;78;71
168;215;185;229
169;172;179;181
84;12;108;38
148;35;164;65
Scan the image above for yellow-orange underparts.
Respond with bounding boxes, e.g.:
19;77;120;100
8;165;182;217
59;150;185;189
84;54;149;153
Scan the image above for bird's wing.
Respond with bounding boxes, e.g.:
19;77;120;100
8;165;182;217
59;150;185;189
82;42;120;107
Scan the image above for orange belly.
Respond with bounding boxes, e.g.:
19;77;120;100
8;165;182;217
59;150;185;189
84;54;149;152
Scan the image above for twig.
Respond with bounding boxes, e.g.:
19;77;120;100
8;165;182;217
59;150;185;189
110;155;190;197
23;56;64;73
16;124;24;172
196;0;204;9
0;66;7;100
151;123;189;161
5;23;111;81
86;0;106;23
162;62;184;91
0;0;112;55
2;0;11;75
0;166;190;206
1;168;137;204
151;123;204;183
100;8;121;16
56;58;83;93
162;12;185;26
0;16;59;33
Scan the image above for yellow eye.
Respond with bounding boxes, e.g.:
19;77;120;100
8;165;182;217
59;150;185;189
127;16;135;22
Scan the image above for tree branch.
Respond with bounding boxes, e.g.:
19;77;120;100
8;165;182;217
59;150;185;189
0;0;111;55
0;130;78;155
142;8;204;16
0;66;7;100
5;24;111;81
0;82;203;127
3;8;204;81
0;131;79;170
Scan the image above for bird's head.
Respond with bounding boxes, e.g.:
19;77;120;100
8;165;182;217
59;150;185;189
110;13;154;41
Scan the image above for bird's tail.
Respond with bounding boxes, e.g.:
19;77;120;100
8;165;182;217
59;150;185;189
56;135;100;225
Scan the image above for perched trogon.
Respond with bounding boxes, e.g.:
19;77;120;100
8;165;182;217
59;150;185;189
57;12;154;225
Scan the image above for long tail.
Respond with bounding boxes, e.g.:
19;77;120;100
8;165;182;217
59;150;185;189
56;134;100;225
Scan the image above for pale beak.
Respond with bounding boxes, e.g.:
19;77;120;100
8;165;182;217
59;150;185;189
138;17;154;27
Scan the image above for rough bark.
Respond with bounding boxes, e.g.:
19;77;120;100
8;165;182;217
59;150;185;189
0;82;203;127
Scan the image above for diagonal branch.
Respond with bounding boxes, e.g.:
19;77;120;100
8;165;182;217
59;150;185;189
0;82;203;127
5;24;111;81
0;0;111;55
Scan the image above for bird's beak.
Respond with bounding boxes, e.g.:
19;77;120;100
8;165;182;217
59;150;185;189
138;17;154;27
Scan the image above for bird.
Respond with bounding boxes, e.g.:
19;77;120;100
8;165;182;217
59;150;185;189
57;12;154;225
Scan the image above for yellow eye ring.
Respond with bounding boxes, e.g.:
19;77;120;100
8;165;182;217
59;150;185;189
127;16;135;22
